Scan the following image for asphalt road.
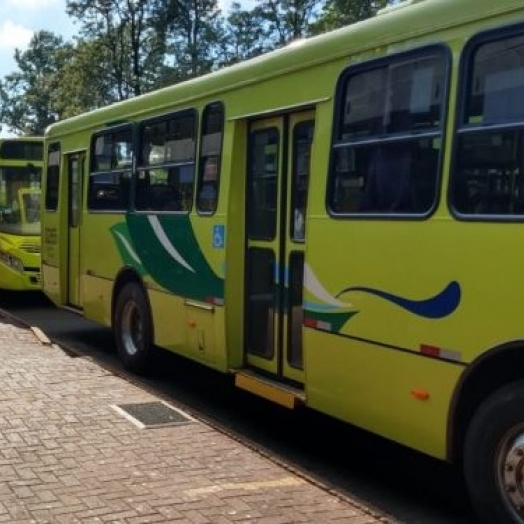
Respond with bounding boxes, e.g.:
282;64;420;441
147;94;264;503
0;290;479;524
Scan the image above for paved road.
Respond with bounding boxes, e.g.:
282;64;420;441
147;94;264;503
0;306;390;523
2;291;479;524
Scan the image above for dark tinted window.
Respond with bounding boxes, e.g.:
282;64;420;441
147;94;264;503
45;143;60;211
136;110;197;212
451;30;524;216
329;48;446;215
1;140;43;161
196;103;224;214
89;127;133;211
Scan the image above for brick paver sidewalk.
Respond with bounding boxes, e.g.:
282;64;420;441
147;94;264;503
0;316;390;523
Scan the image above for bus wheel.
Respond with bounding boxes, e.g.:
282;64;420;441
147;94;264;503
464;381;524;524
114;282;153;374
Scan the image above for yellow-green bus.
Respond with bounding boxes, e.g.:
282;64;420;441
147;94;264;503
41;0;524;520
0;137;42;290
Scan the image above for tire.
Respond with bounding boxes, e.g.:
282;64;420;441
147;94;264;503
114;282;154;374
464;380;524;524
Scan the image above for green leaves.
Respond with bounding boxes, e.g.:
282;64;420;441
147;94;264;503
0;0;395;135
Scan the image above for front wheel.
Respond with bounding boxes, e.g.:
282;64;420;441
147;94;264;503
464;380;524;524
114;282;154;374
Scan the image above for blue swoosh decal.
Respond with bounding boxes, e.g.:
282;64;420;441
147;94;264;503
336;281;461;319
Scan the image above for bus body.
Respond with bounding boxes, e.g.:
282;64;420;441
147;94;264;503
41;0;524;521
0;137;43;290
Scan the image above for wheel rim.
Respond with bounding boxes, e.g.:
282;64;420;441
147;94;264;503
499;426;524;520
121;300;143;357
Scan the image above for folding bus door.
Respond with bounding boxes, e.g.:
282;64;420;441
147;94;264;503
244;111;315;384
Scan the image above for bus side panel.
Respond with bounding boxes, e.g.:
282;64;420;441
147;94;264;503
305;328;462;458
303;214;524;457
82;214;128;327
82;274;114;327
222;120;248;370
303;218;463;458
147;290;187;352
42;211;63;305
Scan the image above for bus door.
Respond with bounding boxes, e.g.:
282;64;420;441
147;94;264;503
245;112;314;384
66;152;85;308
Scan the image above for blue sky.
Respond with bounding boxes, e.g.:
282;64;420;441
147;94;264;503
0;0;75;79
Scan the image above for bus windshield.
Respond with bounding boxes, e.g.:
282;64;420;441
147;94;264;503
0;164;41;235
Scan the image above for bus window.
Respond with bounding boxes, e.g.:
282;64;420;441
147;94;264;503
0;165;42;233
196;103;224;214
45;144;60;211
452;32;524;216
88;127;133;211
0;140;43;161
136;110;197;212
291;120;314;241
329;48;445;215
248;128;279;239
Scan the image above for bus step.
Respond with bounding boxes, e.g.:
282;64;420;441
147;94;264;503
233;370;305;409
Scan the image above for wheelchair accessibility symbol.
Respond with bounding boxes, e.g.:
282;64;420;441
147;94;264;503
213;225;225;249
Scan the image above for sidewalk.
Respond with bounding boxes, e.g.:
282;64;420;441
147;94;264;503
0;312;390;524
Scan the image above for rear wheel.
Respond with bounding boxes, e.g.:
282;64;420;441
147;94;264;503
114;282;153;374
464;381;524;524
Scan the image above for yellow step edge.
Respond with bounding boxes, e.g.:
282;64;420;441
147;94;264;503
234;370;305;409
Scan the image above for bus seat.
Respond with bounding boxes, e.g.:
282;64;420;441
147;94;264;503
361;144;414;213
148;184;181;211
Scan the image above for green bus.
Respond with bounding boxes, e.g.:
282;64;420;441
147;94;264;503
41;0;524;521
0;137;42;290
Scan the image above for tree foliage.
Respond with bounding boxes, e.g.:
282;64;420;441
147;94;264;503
66;0;165;98
0;31;72;135
154;0;223;84
311;0;389;34
0;0;396;135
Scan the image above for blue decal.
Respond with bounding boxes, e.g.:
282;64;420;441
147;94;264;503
336;281;461;319
213;225;225;249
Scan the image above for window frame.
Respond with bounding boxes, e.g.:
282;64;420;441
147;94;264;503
45;142;61;212
449;21;524;222
135;108;198;214
327;44;451;220
88;123;134;213
196;102;225;216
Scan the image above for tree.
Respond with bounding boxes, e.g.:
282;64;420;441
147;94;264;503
0;31;73;136
216;2;268;67
66;0;165;99
310;0;390;34
52;38;118;118
154;0;223;84
257;0;326;47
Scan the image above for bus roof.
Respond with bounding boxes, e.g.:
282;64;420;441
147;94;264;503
45;0;523;139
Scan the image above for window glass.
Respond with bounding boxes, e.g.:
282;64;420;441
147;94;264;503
247;128;279;239
330;49;445;215
0;140;43;161
45;143;60;211
88;127;133;211
464;33;524;125
136;111;197;212
196;103;224;214
291;121;314;240
452;31;524;216
0;164;41;235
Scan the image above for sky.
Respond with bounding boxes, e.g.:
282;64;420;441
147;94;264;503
0;0;76;79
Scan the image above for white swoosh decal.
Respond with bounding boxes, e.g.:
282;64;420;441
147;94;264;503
114;231;142;265
304;263;352;308
148;215;196;273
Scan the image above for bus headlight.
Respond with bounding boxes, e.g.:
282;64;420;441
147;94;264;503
9;256;24;273
0;250;24;273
